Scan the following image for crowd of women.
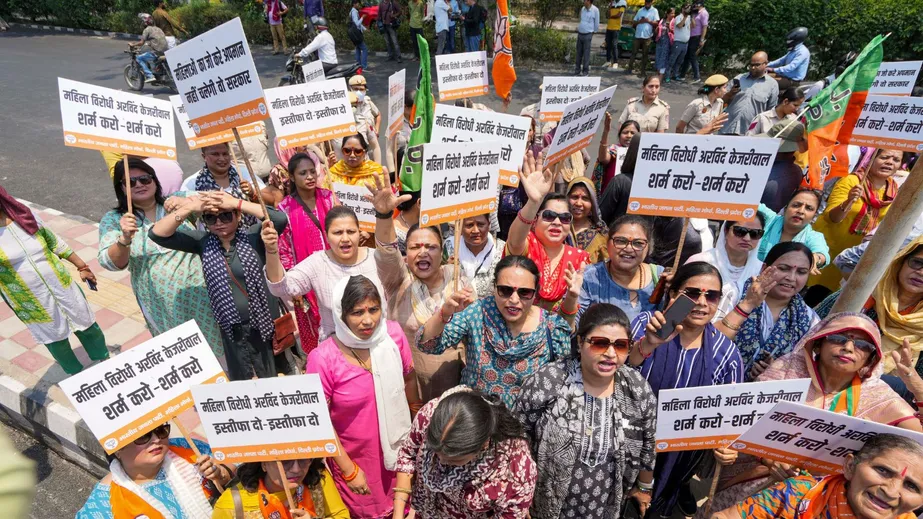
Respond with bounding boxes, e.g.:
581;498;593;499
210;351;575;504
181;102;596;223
0;70;921;519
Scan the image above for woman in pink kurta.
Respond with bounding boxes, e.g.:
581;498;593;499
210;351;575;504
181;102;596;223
306;275;421;518
277;151;338;355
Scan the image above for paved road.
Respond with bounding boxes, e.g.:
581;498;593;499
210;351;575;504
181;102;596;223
0;26;698;220
1;421;98;518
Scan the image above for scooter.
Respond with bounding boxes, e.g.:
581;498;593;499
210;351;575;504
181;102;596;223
279;49;362;86
124;44;178;93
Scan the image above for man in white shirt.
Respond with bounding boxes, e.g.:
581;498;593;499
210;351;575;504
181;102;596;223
667;3;692;81
434;0;452;55
297;17;337;73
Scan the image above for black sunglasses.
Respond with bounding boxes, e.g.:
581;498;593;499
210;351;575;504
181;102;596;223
906;257;923;272
540;209;573;225
133;424;171;446
129;175;154;188
731;226;765;240
584;336;631;355
681;288;722;304
496;285;537;300
823;334;877;355
202;211;235;225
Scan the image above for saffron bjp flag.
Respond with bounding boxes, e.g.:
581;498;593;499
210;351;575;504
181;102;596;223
801;35;886;188
492;0;516;99
399;35;435;192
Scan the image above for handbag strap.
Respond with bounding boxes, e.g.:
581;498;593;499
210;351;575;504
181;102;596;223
293;192;324;233
222;255;249;298
231;485;244;519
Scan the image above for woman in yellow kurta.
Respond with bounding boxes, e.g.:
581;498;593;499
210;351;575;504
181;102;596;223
811;148;902;291
212;458;349;518
322;134;384;190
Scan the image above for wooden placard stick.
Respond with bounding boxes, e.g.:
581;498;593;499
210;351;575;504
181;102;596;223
232;127;269;220
453;218;462;291
172;418;224;493
671;217;690;272
123;155;133;215
276;460;298;511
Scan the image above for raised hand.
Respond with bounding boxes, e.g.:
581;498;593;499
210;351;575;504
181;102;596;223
119;213;138;241
441;287;476;319
194;454;225;483
641;310;682;351
740;266;779;312
698;112;728;135
564;263;585;299
261;219;279;254
714;447;738;466
520;150;554;204
365;169;411;214
602;111;612;136
891;338;923;399
811;253;826;276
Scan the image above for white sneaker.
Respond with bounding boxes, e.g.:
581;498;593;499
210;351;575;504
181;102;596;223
610;63;619;69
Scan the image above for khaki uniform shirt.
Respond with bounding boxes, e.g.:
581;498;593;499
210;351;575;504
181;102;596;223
679;95;724;133
618;96;670;133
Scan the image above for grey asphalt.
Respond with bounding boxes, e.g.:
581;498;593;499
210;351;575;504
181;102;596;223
0;25;699;220
1;421;98;518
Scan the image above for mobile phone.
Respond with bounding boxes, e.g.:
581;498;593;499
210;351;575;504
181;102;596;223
84;278;98;292
756;351;773;364
655;294;695;340
733;78;741;89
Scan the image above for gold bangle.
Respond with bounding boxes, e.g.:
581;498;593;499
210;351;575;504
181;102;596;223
720;317;740;331
393;486;413;495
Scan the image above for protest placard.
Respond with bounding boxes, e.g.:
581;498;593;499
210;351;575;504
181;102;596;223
331;183;375;232
543;86;616;167
869;61;923;96
420;141;501;226
538;76;601;123
431;104;531;187
166;17;267;136
655;379;810;452
850;95;923;152
732;401;923;474
170;95;264;150
191;374;339;462
264;79;357;149
59;77;176;159
301;59;327;84
388;69;406;139
59;320;225;454
626;133;778;219
435;51;490;102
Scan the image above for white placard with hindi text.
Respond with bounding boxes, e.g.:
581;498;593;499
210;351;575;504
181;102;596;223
435;51;490;102
732;401;923;474
166;17;267;136
59;320;225;454
850;95;923;152
388;69;406;138
59;77;176;159
655;379;810;452
539;76;601;123
431;104;531;187
543;85;616;167
331;183;376;232
264;79;357;149
869;61;922;96
627;133;777;219
301;59;327;84
191;374;339;462
420;140;501;226
170;95;264;150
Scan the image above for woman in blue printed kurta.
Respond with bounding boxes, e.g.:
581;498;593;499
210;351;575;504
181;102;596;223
416;255;571;407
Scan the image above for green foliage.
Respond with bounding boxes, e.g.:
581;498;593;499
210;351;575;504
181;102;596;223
527;0;582;29
510;23;572;63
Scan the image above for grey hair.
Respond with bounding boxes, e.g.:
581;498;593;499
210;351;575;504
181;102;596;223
852;433;923;466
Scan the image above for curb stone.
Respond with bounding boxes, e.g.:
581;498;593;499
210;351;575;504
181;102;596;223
10;21;137;40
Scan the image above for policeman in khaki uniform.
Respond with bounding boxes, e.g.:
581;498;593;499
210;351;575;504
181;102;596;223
617;76;671;133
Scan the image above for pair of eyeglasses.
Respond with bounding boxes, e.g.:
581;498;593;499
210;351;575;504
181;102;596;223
682;287;722;304
496;285;536;300
906;257;923;272
342;147;366;156
610;236;649;251
823;334;877;355
731;226;765;240
133;424;171;446
202;211;235;225
540;210;573;225
584;337;631;355
129;175;154;188
408;243;441;252
749;62;767;67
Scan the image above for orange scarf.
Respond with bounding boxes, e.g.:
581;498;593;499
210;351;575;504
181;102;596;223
827;374;862;416
109;445;212;519
798;474;916;519
257;479;316;519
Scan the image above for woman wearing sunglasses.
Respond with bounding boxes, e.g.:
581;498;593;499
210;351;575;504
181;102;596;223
565;177;609;264
687;214;766;321
150;190;292;380
817;236;923;376
323;134;385;190
756;188;829;274
715;242;819;381
506;152;589;318
77;423;232;519
627;261;743;518
100;159;223;361
367;172;472;402
212;456;349;518
704;313;923;516
418;255;572;408
578;215;662;323
514;303;657;519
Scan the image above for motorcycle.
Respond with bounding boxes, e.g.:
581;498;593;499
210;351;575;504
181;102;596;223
124;44;178;93
279;50;361;86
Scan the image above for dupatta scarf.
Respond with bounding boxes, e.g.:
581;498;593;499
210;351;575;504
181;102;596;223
872;235;923;372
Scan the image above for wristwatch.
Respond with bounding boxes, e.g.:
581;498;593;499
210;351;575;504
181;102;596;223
375;210;393;219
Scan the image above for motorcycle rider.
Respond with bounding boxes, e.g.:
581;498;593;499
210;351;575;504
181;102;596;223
133;13;169;82
297;17;337;75
767;27;811;90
